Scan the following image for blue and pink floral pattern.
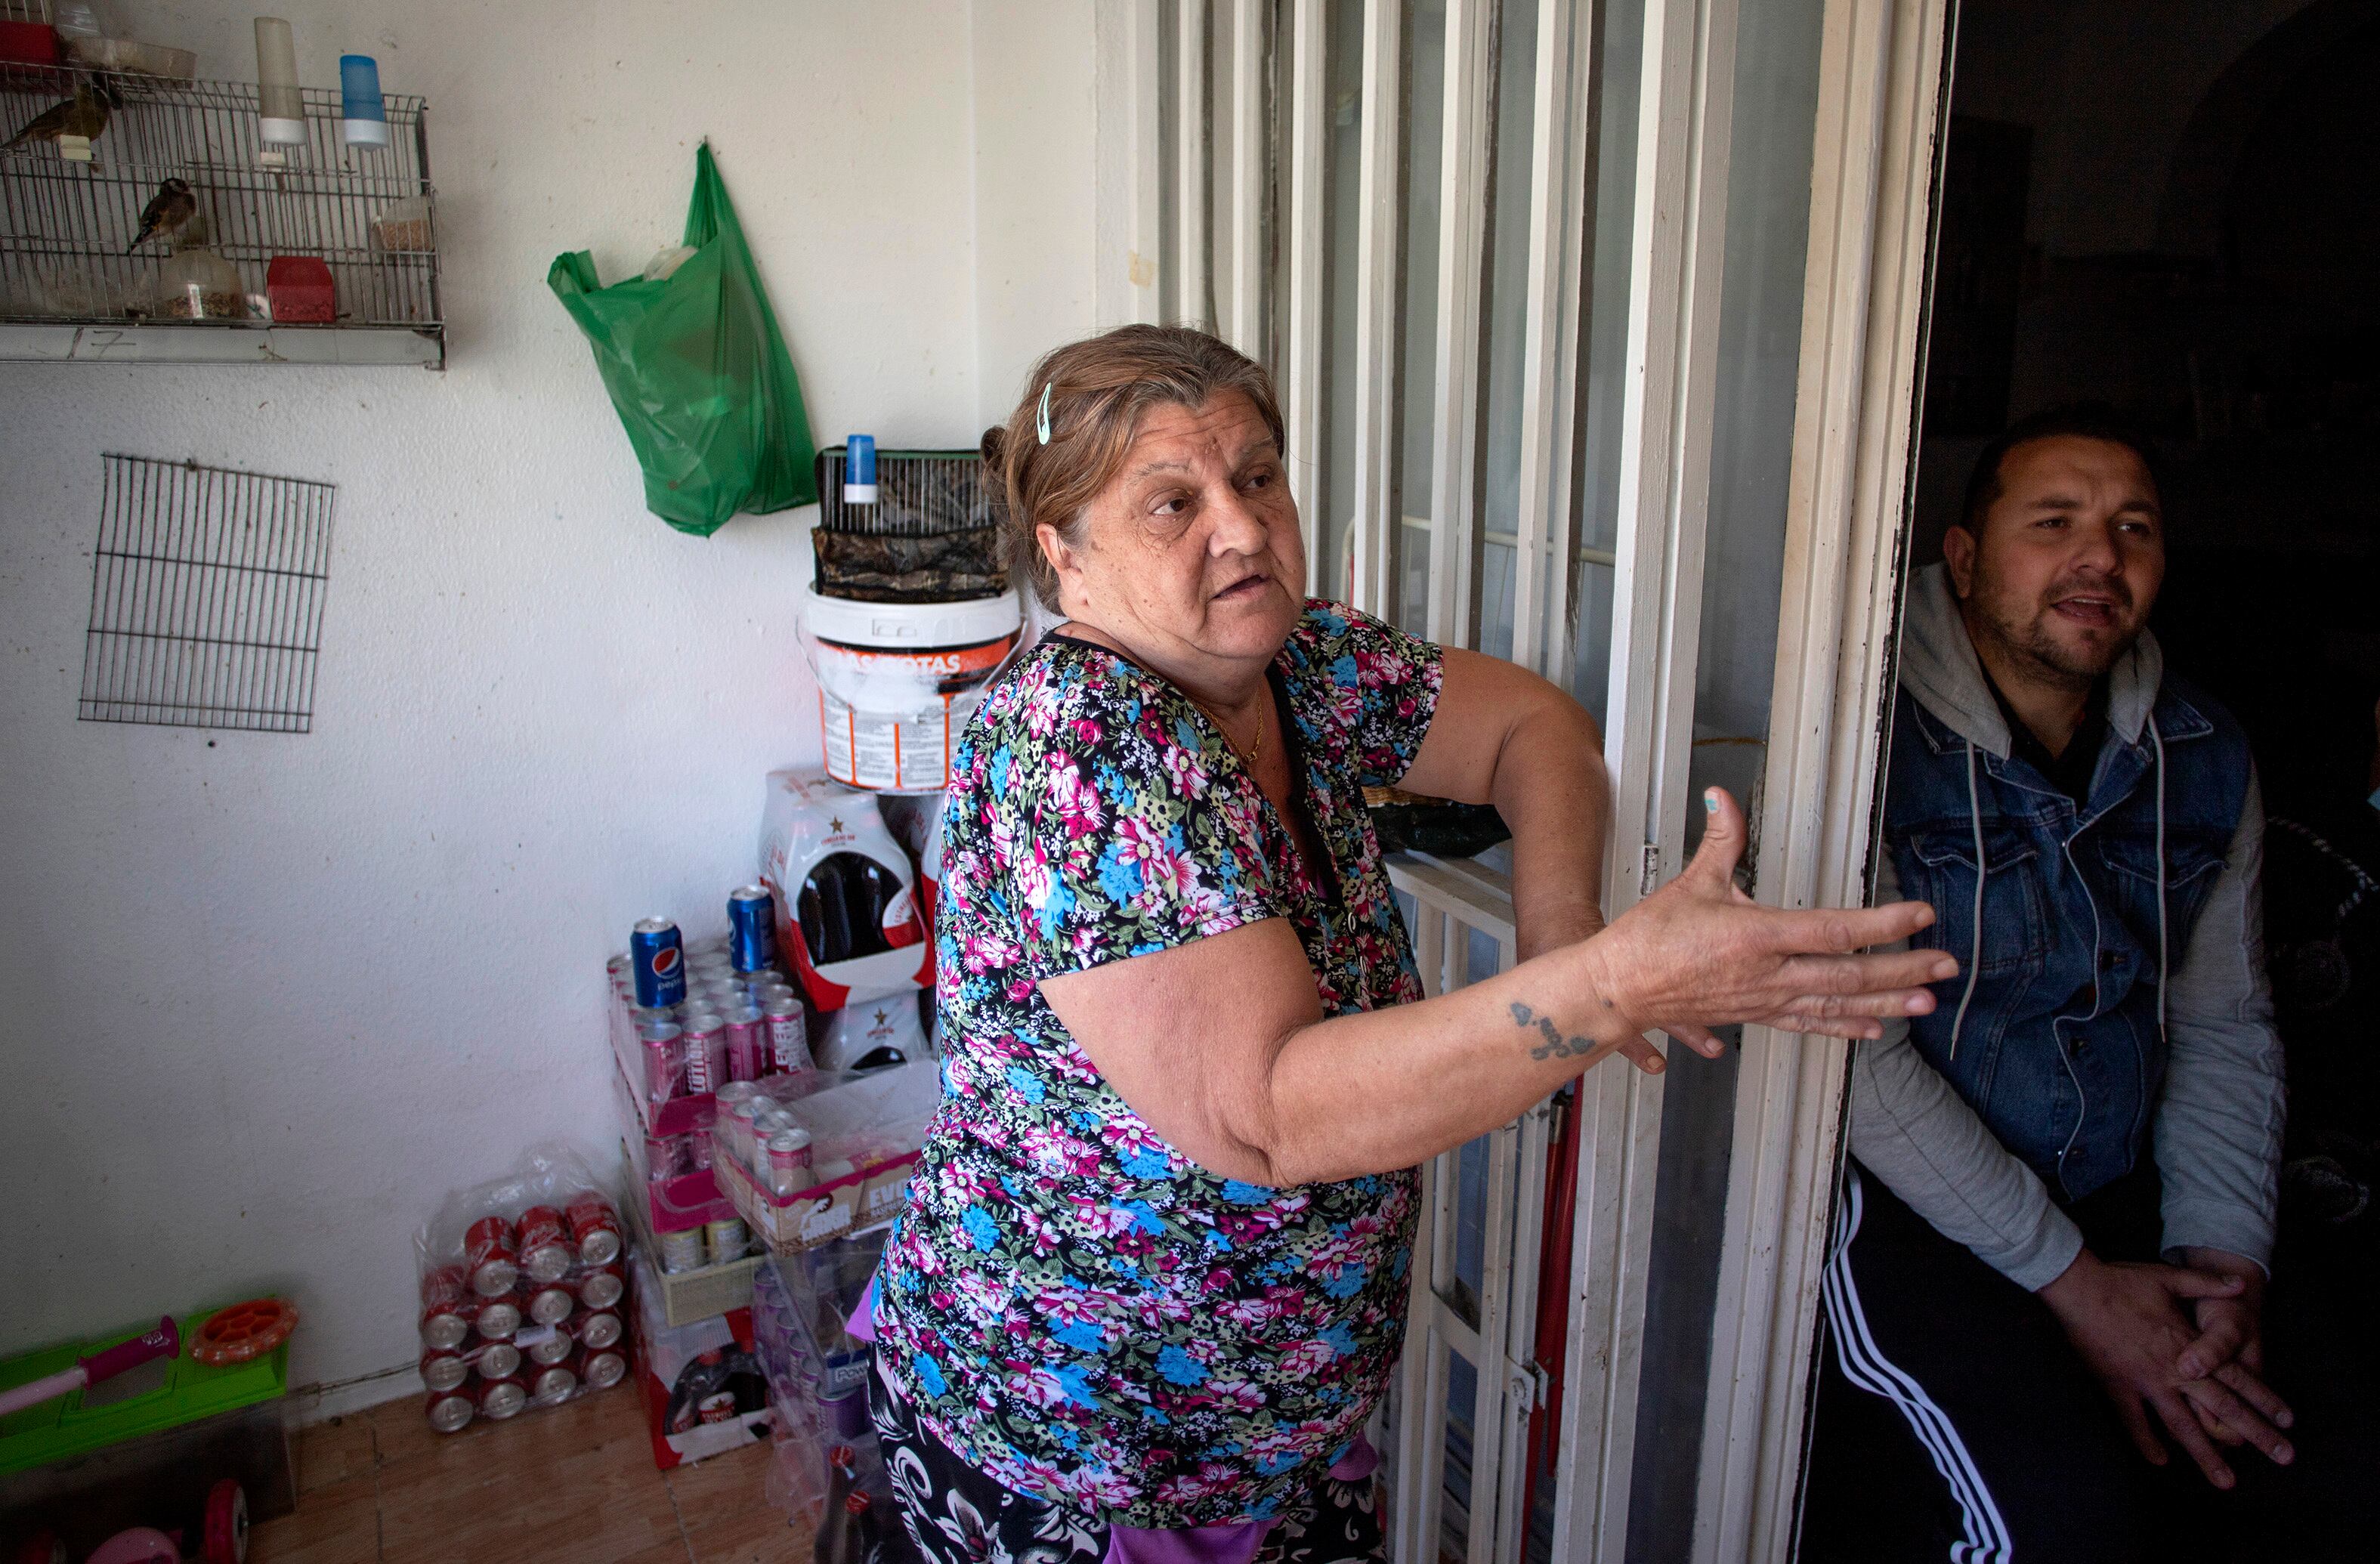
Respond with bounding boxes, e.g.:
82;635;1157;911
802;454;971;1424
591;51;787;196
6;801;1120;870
876;601;1445;1528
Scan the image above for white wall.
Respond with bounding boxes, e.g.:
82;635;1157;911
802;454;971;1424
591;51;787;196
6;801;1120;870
0;0;1094;1402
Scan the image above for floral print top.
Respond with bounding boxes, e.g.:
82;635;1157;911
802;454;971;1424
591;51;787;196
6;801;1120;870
876;601;1445;1528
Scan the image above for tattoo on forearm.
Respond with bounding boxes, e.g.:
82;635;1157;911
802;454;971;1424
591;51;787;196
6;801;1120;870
1510;1002;1593;1060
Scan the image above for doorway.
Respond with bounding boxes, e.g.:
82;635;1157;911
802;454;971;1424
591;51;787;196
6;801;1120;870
1798;1;2380;1558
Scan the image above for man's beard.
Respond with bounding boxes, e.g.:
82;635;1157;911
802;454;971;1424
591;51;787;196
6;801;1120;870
1967;570;2141;691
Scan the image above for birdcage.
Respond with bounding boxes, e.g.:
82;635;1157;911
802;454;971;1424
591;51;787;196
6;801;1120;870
811;446;1006;603
0;62;441;364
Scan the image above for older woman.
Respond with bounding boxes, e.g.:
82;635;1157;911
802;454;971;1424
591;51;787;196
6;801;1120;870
871;326;1949;1563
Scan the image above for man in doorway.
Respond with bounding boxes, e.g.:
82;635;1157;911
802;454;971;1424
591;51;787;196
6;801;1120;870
1801;406;2291;1562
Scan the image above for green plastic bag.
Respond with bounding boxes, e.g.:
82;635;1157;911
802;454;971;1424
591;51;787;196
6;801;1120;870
549;143;818;535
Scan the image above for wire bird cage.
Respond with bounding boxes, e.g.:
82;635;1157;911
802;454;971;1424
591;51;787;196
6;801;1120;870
811;446;1006;603
79;454;336;734
0;62;440;363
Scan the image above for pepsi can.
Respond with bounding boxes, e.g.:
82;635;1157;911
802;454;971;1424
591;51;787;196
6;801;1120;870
630;917;687;1009
728;886;777;974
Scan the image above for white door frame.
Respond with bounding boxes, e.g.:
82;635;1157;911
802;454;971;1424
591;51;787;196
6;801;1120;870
1687;1;1955;1560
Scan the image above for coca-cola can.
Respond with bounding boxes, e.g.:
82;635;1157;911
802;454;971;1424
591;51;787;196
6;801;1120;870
566;1192;623;1267
474;1295;522;1340
577;1310;623;1351
517;1205;573;1285
475;1340;522;1380
532;1358;580;1404
577;1263;626;1312
419;1349;469;1393
418;1264;475;1350
527;1327;575;1365
475;1374;528;1420
583;1349;628;1390
528;1284;576;1327
464;1216;519;1297
425;1387;474;1434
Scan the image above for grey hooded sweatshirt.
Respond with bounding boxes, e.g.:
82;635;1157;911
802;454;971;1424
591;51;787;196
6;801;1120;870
1848;562;2286;1290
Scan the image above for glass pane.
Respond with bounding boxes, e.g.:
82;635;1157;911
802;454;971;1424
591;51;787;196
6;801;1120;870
1443;1343;1480;1559
1397;0;1448;632
1568;0;1648;730
1320;0;1368;604
1625;0;1829;1556
1476;0;1541;662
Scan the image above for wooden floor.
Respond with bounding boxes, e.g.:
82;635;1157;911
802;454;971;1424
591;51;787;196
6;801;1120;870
249;1384;808;1564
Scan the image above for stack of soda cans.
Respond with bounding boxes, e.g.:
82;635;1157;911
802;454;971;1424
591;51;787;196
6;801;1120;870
609;889;815;1275
419;1191;632;1433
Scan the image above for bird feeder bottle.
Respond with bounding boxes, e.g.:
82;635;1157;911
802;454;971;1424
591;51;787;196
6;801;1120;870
339;54;388;149
253;17;305;147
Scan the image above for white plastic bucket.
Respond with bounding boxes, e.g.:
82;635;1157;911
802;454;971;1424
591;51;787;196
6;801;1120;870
799;588;1022;792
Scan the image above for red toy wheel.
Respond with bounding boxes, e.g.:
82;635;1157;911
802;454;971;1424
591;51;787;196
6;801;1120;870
202;1479;247;1564
189;1300;297;1367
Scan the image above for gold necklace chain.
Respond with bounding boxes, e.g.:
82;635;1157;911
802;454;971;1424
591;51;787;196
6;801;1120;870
1194;697;1264;768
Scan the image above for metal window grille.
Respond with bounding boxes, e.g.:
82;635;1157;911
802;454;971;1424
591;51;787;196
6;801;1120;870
79;454;335;732
1;66;439;332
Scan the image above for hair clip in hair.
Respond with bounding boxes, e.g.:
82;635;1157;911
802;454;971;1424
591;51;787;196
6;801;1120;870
1037;382;1054;446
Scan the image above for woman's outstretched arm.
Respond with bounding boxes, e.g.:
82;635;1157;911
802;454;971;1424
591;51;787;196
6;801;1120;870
1042;790;1952;1187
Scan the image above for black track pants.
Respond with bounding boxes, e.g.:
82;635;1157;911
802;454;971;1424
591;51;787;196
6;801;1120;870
1800;1159;2174;1564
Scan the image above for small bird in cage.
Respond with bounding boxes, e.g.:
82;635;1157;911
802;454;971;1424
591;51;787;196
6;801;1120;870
127;179;197;253
4;79;122;152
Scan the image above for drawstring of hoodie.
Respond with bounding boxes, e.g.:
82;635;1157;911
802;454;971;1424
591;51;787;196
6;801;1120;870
1948;739;1987;1059
1947;721;2171;1061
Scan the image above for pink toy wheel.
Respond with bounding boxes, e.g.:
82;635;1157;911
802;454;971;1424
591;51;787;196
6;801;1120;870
82;1531;176;1564
202;1479;247;1564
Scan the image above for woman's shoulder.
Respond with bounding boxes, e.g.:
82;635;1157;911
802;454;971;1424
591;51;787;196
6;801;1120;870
1283;598;1442;691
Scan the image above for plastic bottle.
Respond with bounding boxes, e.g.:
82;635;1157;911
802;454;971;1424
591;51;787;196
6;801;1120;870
52;3;102;44
339;54;389;149
254;18;306;147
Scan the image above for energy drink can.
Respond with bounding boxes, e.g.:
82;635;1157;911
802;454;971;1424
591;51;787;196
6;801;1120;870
723;1006;765;1083
639;1022;684;1107
680;1012;725;1096
762;994;811;1074
629;916;687;1009
728;886;777;974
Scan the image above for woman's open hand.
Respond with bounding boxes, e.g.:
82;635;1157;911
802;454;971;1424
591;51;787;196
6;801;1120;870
1581;789;1955;1058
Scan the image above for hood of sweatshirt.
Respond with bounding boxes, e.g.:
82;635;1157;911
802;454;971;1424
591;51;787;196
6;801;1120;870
1897;561;2164;758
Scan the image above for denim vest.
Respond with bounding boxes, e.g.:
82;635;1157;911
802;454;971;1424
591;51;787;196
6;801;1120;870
1882;672;2252;1202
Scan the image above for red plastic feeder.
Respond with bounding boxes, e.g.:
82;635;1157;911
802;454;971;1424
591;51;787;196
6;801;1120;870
0;22;59;66
265;256;336;323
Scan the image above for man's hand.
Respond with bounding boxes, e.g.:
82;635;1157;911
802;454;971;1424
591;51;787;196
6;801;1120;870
2038;1248;2293;1488
2172;1247;2292;1453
